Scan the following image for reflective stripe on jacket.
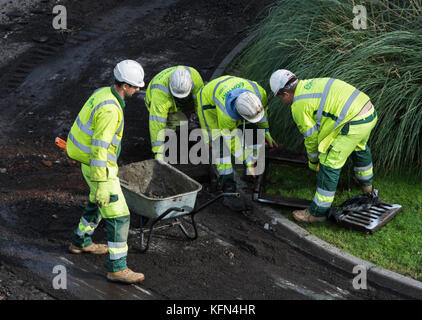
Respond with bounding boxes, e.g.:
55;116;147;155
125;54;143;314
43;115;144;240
196;75;269;165
66;87;124;182
145;66;204;156
291;78;370;162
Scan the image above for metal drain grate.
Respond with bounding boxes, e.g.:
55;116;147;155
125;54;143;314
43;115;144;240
254;149;402;233
337;202;402;234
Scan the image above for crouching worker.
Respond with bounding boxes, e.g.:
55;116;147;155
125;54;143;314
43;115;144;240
270;69;377;223
196;75;278;212
144;66;204;160
66;60;146;283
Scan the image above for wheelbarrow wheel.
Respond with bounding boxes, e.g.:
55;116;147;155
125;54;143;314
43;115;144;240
176;215;198;240
137;207;185;253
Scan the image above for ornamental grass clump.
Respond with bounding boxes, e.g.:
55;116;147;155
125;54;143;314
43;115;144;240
238;0;422;173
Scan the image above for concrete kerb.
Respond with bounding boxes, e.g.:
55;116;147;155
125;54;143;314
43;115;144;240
209;35;253;81
210;34;422;300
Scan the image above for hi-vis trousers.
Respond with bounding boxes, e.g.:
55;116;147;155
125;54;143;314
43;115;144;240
72;164;130;272
309;108;378;217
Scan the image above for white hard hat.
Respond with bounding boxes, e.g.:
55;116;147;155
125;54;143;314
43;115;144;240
269;69;296;95
235;91;264;123
169;68;192;98
114;60;145;87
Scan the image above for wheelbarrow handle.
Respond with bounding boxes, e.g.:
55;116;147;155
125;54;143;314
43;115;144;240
190;192;240;215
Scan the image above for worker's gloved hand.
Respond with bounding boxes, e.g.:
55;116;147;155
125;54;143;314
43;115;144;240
265;132;279;149
308;161;319;172
246;162;256;178
95;182;110;208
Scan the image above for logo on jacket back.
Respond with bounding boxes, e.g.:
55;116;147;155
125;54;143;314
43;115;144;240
304;79;315;90
219;83;245;101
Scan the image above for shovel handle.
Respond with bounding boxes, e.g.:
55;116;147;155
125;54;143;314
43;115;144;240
55;137;67;151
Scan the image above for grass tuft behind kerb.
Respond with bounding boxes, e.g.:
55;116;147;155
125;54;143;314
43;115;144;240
238;0;422;174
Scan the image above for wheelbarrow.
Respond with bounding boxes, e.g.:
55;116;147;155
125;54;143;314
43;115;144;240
118;160;239;253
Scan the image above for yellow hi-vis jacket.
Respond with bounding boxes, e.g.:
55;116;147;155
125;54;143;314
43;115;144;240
196;75;271;166
144;66;204;157
291;78;370;167
66;86;125;182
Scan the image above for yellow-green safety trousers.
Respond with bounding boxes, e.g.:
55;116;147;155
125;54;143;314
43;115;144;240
310;107;378;217
72;165;130;272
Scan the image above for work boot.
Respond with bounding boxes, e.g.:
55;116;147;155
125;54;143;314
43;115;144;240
69;243;108;255
362;185;373;193
292;208;327;223
107;268;145;284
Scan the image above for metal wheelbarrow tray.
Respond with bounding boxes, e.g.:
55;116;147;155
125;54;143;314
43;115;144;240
119;160;238;252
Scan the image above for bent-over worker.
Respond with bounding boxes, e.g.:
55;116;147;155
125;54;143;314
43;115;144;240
270;69;377;223
196;75;278;211
144;65;204;160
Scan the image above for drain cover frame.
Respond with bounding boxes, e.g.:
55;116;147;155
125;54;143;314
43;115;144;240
253;149;312;209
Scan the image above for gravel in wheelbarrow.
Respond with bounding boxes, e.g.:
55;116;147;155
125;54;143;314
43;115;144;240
118;159;202;220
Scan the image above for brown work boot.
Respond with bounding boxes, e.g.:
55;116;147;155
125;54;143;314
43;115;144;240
106;268;145;284
362;185;373;193
69;243;108;255
292;208;327;223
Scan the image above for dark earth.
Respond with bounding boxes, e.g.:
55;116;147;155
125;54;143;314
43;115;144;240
0;0;411;302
